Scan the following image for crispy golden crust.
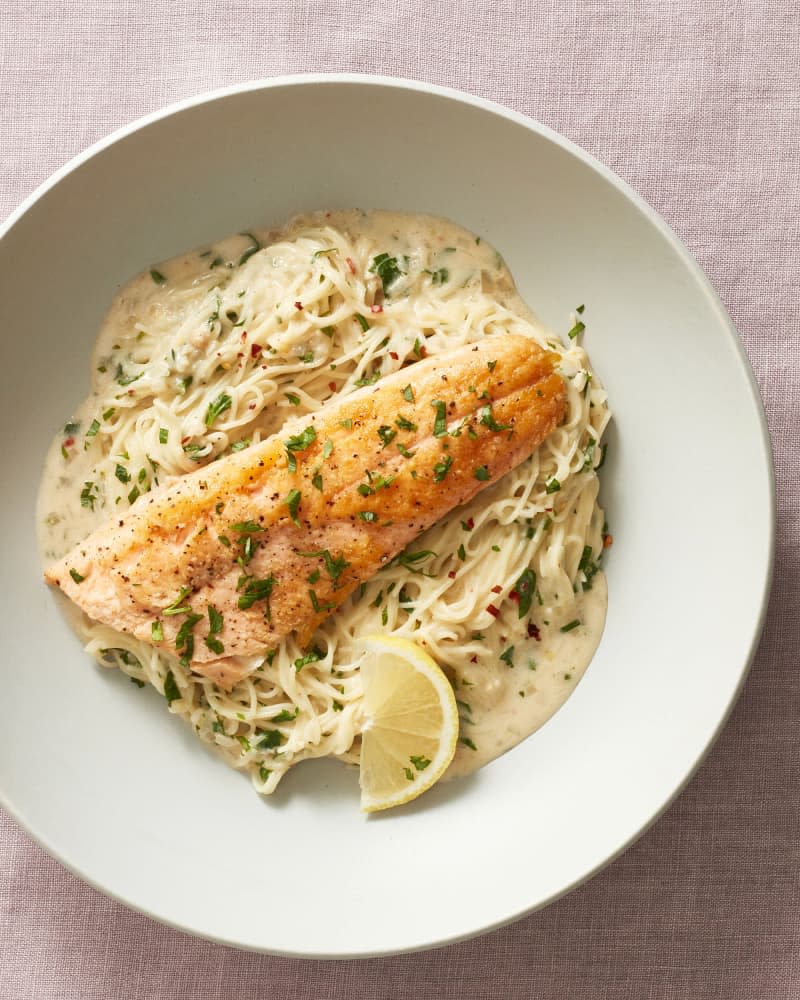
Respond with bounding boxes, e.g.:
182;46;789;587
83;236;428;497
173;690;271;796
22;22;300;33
46;334;566;689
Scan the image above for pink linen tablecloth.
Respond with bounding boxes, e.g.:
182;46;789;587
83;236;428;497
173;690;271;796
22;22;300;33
1;3;798;997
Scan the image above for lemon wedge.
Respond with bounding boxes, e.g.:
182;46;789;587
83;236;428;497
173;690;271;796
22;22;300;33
358;635;459;813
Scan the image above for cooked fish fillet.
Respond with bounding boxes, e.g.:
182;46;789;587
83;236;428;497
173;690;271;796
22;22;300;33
46;334;566;689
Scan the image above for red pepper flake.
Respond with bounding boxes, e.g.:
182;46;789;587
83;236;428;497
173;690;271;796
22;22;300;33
603;534;614;548
470;655;478;663
251;343;262;357
389;351;399;360
63;436;75;448
509;590;519;603
248;402;256;410
491;585;502;594
527;622;541;640
345;257;356;275
328;381;337;393
370;304;383;314
294;301;303;311
448;570;456;579
486;604;500;617
544;507;553;513
418;345;428;358
181;436;191;445
465;517;474;530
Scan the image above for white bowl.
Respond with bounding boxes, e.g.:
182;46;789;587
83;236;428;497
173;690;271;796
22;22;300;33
0;75;774;957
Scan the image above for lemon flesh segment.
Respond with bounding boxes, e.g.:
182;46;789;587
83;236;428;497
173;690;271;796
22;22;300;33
359;635;459;813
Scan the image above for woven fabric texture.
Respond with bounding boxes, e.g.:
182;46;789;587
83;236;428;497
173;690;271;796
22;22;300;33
1;2;798;997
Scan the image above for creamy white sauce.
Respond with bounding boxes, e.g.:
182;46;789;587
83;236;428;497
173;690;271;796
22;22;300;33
446;578;606;777
38;209;609;786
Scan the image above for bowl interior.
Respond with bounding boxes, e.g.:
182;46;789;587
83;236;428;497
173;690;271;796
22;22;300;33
0;77;773;957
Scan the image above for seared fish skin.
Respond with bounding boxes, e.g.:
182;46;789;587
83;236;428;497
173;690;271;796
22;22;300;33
46;334;566;689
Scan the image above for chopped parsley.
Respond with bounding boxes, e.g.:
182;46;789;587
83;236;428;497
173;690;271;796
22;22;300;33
377;425;397;448
567;320;585;340
429;267;449;285
294;647;324;671
402;384;414;403
514;568;536;618
500;646;515;667
272;708;299;723
285;488;302;526
69;568;85;584
229;519;263;534
86;419;100;437
369;253;403;293
114;364;141;387
256;729;284;749
163;670;181;705
207;605;223;634
358;511;378;522
478;404;510;432
285;392;301;406
114;464;130;484
174;612;202;662
158;427;169;444
433;454;453;482
238;232;261;266
204;393;232;427
354;369;381;387
474;465;490;481
149;268;166;285
545;477;561;494
298;548;350;588
560;619;581;633
238;575;276;614
162;586;192;616
309;589;336;613
285;426;317;454
410;755;431;771
431;400;447;437
151;619;164;642
79;481;98;510
355;313;370;332
578;545;600;590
